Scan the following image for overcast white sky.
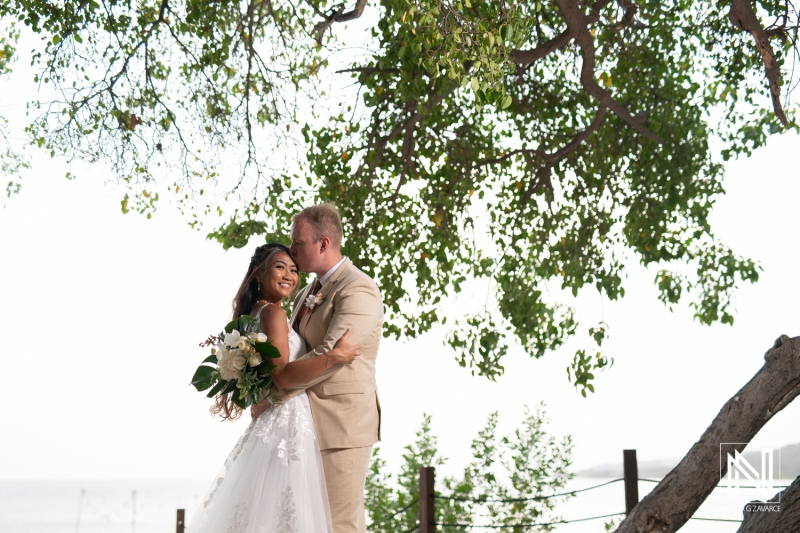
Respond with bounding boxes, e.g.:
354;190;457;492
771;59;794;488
1;28;799;486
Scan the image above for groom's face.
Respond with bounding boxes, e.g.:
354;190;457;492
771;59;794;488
290;218;320;273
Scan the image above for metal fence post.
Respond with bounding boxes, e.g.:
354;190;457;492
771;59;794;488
176;509;185;533
623;449;639;516
419;466;436;533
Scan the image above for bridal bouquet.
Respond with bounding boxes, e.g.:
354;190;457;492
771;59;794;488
192;315;281;409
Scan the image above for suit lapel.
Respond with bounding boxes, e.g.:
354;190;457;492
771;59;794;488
291;281;316;329
297;258;353;332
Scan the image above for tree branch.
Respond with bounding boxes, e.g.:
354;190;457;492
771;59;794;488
157;0;169;23
313;0;368;44
616;0;645;29
616;334;800;533
387;74;466;208
544;105;607;163
729;0;789;126
555;0;665;144
737;476;800;532
518;106;607;208
510;0;613;65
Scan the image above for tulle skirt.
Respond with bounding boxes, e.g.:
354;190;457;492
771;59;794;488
188;393;333;533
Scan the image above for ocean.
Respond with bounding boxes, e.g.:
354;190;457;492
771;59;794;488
0;480;209;533
0;477;788;532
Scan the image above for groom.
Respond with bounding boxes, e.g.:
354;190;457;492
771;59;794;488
276;203;383;533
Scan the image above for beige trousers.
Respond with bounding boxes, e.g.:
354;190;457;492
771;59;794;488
320;445;373;533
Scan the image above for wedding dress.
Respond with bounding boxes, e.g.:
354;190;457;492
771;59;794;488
188;307;333;533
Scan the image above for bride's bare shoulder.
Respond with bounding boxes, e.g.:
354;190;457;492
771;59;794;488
255;301;288;322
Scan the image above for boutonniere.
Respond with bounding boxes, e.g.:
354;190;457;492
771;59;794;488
304;291;325;309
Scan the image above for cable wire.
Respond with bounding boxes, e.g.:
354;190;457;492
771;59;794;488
368;499;419;527
434;478;624;503
436;511;626;528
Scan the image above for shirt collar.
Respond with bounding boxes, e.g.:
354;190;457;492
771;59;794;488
318;256;347;287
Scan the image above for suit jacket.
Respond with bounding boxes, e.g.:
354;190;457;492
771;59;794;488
279;258;383;450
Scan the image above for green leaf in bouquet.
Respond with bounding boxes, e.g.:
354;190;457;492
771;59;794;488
202;353;218;364
256;360;277;375
224;314;257;335
239;315;257;331
224;318;239;334
191;365;216;391
222;380;238;394
254;340;281;359
205;379;228;398
231;392;247;409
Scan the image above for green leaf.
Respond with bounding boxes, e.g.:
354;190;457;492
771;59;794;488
222;380;238;394
202;353;218;364
191;365;216;391
256;361;277;375
231;392;246;409
254;340;282;358
501;95;512;109
206;379;228;398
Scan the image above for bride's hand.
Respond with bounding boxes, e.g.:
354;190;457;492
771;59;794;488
251;401;269;421
328;328;361;365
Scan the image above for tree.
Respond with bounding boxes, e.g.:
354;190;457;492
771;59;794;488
616;334;800;533
0;23;27;204
2;0;796;390
365;406;574;532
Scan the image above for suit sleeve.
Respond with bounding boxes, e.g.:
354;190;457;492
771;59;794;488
281;275;383;391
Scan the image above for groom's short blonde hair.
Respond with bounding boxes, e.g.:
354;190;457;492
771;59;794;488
293;203;343;250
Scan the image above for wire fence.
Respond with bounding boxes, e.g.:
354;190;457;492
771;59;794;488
169;451;793;532
367;476;630;531
364;455;794;532
369;499;419;528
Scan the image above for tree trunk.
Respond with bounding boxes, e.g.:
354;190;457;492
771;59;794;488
736;476;800;532
615;335;800;533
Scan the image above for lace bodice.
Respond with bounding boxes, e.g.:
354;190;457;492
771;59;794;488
287;326;306;362
253;304;306;362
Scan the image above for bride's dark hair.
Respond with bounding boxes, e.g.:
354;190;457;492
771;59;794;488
231;242;294;320
212;242;295;421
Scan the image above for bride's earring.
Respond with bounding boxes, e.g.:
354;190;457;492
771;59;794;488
258;282;262;293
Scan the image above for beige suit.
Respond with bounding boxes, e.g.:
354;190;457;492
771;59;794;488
277;258;383;533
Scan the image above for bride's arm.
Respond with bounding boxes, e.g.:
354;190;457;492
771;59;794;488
259;304;361;389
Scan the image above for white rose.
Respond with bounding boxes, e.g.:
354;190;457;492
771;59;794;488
218;359;237;381
249;353;263;367
223;330;241;348
248;332;268;342
232;355;247;370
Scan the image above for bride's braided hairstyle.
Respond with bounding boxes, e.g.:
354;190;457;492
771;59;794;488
213;242;294;421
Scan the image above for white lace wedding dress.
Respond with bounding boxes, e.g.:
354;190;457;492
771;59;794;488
188;310;333;533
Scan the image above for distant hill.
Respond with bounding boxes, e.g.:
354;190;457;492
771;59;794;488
577;443;800;480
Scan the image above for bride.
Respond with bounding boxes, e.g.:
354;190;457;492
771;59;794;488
188;243;361;533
